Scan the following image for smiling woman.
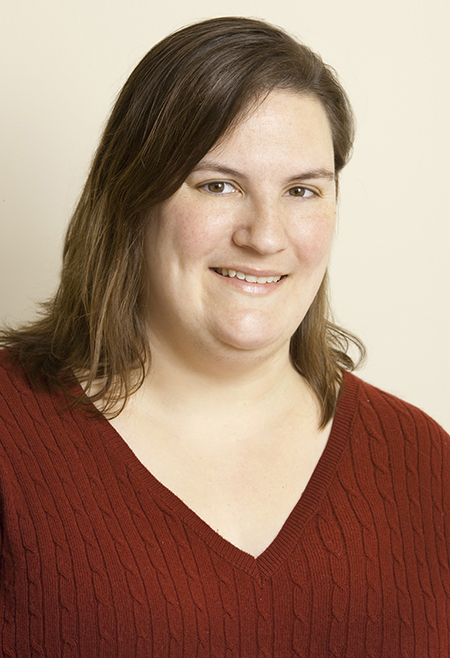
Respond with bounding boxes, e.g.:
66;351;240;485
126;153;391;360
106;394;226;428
1;16;450;658
1;18;359;427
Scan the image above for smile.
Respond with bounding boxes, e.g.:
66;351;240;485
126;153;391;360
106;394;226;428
213;268;284;284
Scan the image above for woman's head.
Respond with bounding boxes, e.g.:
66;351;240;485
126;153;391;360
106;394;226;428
2;17;363;424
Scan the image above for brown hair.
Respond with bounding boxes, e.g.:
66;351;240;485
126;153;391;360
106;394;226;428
1;16;364;426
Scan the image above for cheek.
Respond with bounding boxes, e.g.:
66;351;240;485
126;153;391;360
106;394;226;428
292;211;336;266
161;202;227;265
173;215;216;259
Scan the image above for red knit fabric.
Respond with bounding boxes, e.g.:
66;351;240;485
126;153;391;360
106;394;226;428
1;350;449;657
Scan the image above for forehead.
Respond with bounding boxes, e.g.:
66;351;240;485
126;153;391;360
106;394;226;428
203;90;334;173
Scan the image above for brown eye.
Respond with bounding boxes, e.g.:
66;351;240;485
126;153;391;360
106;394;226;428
202;181;236;195
207;182;226;193
289;186;312;197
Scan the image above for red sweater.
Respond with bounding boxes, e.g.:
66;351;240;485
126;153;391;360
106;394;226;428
0;350;449;657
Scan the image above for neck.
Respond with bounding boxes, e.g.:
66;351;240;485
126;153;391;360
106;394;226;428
129;337;321;437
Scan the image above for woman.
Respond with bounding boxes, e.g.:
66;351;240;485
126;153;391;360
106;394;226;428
1;16;449;658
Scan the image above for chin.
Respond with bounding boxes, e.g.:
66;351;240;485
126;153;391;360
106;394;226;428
213;321;291;355
225;336;280;353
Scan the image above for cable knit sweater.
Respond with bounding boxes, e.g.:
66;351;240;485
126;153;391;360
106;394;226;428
0;350;449;657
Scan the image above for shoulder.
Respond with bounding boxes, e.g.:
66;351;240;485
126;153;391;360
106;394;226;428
0;348;32;407
335;373;450;524
0;349;47;433
0;347;51;405
340;369;449;443
0;348;80;439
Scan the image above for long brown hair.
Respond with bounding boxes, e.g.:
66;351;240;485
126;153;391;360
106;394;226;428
1;16;364;426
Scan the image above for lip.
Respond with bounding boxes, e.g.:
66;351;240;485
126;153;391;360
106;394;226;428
210;267;287;278
210;267;287;294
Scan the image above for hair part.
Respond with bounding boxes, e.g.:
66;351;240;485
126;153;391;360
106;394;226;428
1;16;364;427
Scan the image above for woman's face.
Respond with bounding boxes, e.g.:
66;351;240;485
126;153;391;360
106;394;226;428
144;90;336;366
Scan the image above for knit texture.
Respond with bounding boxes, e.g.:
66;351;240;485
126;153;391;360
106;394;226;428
0;350;449;657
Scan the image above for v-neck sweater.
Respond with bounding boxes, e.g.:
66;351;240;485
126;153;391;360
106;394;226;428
0;350;449;657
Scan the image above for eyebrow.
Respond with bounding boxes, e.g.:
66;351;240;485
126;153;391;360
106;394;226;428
190;161;336;183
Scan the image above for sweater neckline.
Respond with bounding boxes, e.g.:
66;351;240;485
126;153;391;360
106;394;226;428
94;370;359;584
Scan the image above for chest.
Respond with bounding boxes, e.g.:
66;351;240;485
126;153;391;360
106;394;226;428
4;412;448;658
108;412;331;556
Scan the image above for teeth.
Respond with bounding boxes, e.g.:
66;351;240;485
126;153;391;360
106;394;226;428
216;268;282;284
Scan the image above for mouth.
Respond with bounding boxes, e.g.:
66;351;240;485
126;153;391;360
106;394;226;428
212;268;286;284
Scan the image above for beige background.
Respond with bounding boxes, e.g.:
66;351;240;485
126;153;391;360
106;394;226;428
1;0;449;430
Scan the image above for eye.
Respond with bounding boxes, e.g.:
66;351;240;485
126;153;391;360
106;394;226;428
286;186;315;198
201;181;237;195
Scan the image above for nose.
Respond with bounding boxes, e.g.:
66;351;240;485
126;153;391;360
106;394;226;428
232;198;289;255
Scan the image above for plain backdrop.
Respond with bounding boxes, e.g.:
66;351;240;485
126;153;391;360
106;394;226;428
1;0;449;430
